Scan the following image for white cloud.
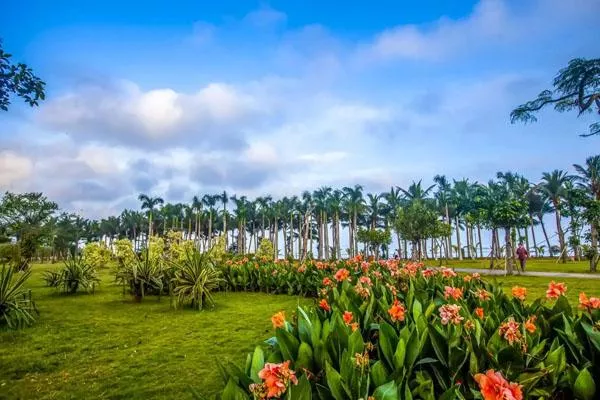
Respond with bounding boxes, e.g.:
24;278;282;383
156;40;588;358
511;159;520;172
243;6;287;27
363;0;599;62
0;151;34;187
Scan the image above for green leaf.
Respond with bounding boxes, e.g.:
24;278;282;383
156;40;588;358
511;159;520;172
427;326;448;367
221;378;249;400
296;342;315;373
277;327;300;362
371;361;389;387
393;338;406;369
348;329;364;356
412;299;423;321
582;322;600;352
373;381;399;400
379;322;399;368
289;374;312;400
552;295;572;316
325;362;346;400
250;346;264;383
573;368;596;400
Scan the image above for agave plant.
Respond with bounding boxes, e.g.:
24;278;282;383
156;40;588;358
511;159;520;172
171;251;222;310
57;257;100;294
0;265;38;329
114;249;164;300
42;270;61;287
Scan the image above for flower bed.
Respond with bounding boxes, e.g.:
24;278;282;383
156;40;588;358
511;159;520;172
215;257;599;399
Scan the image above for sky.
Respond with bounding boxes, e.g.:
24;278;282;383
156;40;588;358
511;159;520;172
1;0;599;219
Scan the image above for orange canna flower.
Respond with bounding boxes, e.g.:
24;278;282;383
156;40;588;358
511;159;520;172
511;286;527;301
388;299;406;322
271;311;286;329
343;311;354;325
474;369;523;400
546;281;567;300
441;267;457;278
322;277;333;286
464;275;472;282
444;286;464;300
319;299;331;312
334;268;350;282
499;318;523;346
579;292;600;311
350;322;359;332
475;307;484;319
524;316;537;333
254;360;298;398
464;320;475;331
476;289;492;301
439;304;464;325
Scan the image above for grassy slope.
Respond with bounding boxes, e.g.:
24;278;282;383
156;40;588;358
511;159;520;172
1;263;599;399
0;265;308;399
440;258;594;274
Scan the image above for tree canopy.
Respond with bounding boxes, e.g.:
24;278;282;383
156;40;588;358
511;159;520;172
0;39;45;111
510;57;600;137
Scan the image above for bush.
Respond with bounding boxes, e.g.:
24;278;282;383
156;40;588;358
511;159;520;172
114;239;136;267
256;238;274;260
0;265;37;329
171;251;222;310
0;243;21;268
42;270;61;287
114;250;164;300
55;257;100;294
82;242;112;269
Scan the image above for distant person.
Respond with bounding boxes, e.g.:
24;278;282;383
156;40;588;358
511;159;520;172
516;243;528;272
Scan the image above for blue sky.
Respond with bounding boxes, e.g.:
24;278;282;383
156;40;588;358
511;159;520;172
1;0;599;218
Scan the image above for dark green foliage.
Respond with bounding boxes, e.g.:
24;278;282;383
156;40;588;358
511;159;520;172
0;242;21;268
0;39;46;111
114;250;164;299
0;265;37;329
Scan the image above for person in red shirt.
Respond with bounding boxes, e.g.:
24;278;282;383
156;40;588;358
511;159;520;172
516;243;528;272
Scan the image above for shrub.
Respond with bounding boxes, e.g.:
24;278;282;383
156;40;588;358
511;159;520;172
56;257;100;294
114;239;136;267
114;250;164;300
42;270;61;287
171;251;223;310
82;242;112;269
0;243;21;269
0;265;37;329
256;238;274;260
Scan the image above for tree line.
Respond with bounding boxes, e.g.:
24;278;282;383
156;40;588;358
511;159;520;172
1;155;599;272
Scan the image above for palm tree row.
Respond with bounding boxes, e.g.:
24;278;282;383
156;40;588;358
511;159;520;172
23;155;600;265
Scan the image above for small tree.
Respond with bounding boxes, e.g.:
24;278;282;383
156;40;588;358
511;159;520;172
357;228;391;260
394;201;450;261
256;238;274;260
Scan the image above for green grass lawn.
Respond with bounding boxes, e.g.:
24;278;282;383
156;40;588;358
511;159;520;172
1;263;600;400
0;264;309;400
441;258;594;274
482;275;600;303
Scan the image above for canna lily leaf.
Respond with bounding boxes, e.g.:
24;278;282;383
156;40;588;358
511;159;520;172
250;346;264;383
393;338;406;369
276;327;300;363
289;374;312;400
573;368;596;400
295;342;315;373
428;325;448;367
221;378;249;400
371;361;389;387
373;381;399;400
379;322;399;369
325;362;349;400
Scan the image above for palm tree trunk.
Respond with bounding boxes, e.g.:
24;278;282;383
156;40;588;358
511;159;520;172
445;205;453;259
477;224;483;258
505;227;514;275
336;212;341;259
553;204;567;263
455;216;463;260
324;212;329;259
529;214;538;257
348;217;353;258
274;218;279;260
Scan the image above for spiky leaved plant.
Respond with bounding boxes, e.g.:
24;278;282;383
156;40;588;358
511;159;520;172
58;256;100;294
171;250;223;310
114;249;164;300
0;265;38;329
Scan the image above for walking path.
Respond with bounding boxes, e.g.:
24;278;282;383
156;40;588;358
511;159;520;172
451;267;600;280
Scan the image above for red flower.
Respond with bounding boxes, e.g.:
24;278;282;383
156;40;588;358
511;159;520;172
579;292;600;311
524;316;537;333
322;277;333;286
343;311;354;325
546;281;567;300
253;361;298;398
475;307;484;319
474;369;523;400
319;299;331;312
388;299;406;322
444;286;464;300
334;268;350;282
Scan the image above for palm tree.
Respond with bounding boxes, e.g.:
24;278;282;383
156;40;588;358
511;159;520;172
342;185;365;258
191;195;203;246
384;186;404;259
574;155;600;250
433;175;453;259
219;191;229;248
328;190;344;259
300;191;314;259
202;195;218;249
538;170;573;263
138;194;164;239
